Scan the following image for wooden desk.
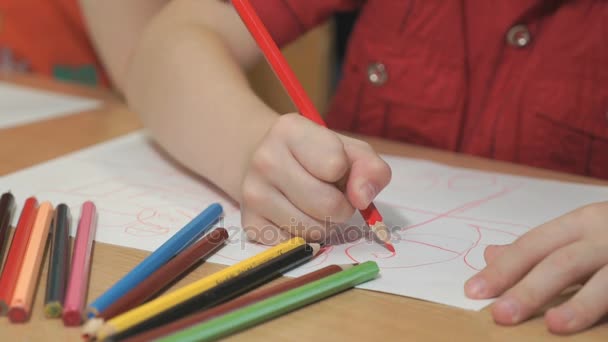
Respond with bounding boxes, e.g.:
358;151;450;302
1;75;607;341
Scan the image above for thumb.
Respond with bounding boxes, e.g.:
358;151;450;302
341;138;392;210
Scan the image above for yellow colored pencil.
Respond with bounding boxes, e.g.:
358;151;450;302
95;237;305;340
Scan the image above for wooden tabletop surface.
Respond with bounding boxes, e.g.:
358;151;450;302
0;74;607;341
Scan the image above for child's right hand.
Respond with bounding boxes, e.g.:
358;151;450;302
240;113;392;245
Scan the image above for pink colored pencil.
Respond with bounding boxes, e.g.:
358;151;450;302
62;201;97;326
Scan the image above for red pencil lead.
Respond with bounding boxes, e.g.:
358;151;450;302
384;242;396;254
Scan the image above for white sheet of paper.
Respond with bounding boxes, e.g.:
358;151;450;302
1;131;606;311
0;82;101;129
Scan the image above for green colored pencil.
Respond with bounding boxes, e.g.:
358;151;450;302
158;261;380;342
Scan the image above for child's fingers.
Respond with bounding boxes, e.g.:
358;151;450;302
242;210;291;246
251;143;355;223
241;173;328;242
483;244;508;264
278;114;350;183
464;212;582;299
490;241;608;325
545;264;608;334
341;138;392;210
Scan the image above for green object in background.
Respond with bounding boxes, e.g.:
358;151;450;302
52;64;98;86
159;261;380;342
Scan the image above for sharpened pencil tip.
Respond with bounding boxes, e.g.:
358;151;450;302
385;242;396;253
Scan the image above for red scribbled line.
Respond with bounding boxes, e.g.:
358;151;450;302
344;237;473;269
399;184;524;233
377;202;529;229
50;177;221;200
463;225;483;271
448;174;497;190
124;223;170;237
390;173;441;191
175;209;194;220
477;225;520;238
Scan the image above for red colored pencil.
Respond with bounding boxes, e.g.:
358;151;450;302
231;0;394;252
0;197;38;315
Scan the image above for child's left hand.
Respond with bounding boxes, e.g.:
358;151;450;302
464;201;608;334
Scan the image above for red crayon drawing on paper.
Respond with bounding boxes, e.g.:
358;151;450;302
342;173;529;271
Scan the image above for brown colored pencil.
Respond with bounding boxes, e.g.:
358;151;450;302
81;227;228;338
122;263;354;342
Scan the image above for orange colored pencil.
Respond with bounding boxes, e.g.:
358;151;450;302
0;197;39;315
8;202;54;323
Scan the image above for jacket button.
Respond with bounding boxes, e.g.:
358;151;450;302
506;24;531;48
367;62;388;86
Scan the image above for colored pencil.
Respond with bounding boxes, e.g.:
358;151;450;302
122;264;354;342
8;201;54;323
0;192;15;272
63;202;97;326
44;203;72;318
86;203;223;318
158;261;380;342
109;243;320;341
231;0;394;253
94;237;306;341
81;227;229;338
0;197;38;315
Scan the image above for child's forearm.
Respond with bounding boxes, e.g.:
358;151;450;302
79;0;170;92
124;1;279;202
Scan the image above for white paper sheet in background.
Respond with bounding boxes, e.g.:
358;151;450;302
1;131;607;311
0;82;101;129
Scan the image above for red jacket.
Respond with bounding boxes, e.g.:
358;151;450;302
252;0;608;179
1;0;606;179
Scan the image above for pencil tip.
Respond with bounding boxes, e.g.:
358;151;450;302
385;242;396;253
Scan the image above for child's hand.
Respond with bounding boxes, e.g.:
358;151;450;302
240;113;391;245
465;202;608;334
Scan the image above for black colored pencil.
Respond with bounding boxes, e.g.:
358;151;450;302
44;204;72;318
110;243;320;341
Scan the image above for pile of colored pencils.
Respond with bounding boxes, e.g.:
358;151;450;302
77;202;378;341
0;192;98;325
0;191;380;341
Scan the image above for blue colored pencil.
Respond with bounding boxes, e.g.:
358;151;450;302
86;203;223;318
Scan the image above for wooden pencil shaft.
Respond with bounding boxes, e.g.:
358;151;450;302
111;244;316;341
44;204;71;312
121;265;344;342
98;228;229;320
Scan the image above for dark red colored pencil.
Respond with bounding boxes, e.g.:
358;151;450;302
0;192;16;273
122;264;354;342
